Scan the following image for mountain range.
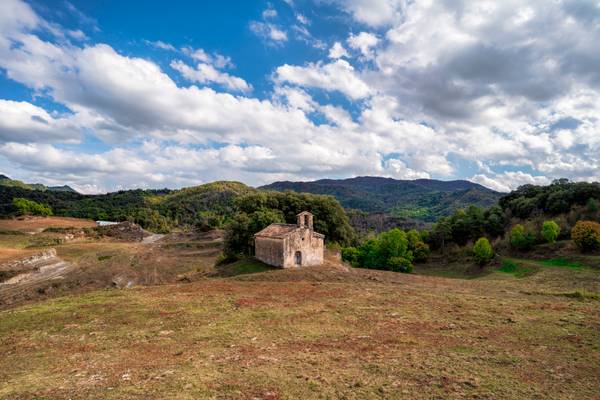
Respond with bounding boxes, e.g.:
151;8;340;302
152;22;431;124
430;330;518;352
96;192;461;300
260;176;502;221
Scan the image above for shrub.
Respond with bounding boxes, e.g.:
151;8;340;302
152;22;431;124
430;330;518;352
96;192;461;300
406;229;421;249
473;237;493;265
12;197;53;216
351;228;414;273
388;256;413;273
541;220;560;243
509;224;535;250
571;221;600;252
412;241;430;263
341;247;360;265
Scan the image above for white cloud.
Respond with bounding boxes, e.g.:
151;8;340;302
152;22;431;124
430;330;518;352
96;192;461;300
0;100;81;143
328;42;348;59
249;21;288;43
262;7;277;19
296;14;309;25
182;47;233;69
471;172;551;193
170;60;251;93
275;59;371;99
146;40;176;51
1;0;600;192
331;0;403;27
347;32;379;58
273;86;317;112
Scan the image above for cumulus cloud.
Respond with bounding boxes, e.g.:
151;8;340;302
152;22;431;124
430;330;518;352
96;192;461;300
170;60;252;93
275;59;371;99
347;32;379;58
328;42;348;59
1;0;600;192
330;0;404;27
0;100;81;143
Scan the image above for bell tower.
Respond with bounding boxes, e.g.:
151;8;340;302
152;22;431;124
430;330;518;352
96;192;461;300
297;211;313;230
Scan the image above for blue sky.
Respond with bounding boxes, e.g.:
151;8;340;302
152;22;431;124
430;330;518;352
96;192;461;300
1;0;599;193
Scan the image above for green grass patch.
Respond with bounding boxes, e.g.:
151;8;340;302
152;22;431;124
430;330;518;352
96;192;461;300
538;258;584;269
498;259;533;278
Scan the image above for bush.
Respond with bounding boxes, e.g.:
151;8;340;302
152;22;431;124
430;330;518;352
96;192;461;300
388;256;413;273
541;220;560;243
473;237;493;265
12;197;53;216
351;228;414;273
571;221;600;252
509;224;535;250
412;241;430;263
341;247;360;265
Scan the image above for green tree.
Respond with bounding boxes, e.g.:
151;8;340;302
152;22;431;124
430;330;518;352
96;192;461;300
473;237;493;265
406;229;421;249
388;256;413;273
412;241;430;263
223;210;285;259
571;221;600;252
353;228;414;273
378;228;412;263
541;220;560;243
509;224;535;250
12;197;52;216
341;247;360;266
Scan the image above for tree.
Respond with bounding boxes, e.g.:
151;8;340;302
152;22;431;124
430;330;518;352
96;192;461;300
541;220;560;243
509;224;535;250
432;217;452;252
571;221;600;252
351;228;414;273
473;237;493;265
406;229;421;249
341;247;360;266
388;256;413;273
12;197;52;216
378;228;411;263
412;241;430;263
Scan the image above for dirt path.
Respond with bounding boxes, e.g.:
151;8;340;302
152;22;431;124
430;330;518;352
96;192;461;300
0;253;74;297
142;233;165;244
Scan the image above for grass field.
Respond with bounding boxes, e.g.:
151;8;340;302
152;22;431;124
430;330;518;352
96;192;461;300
1;264;599;399
1;218;599;399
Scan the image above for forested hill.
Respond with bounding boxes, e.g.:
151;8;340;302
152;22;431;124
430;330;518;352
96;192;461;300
260;176;503;221
0;174;77;193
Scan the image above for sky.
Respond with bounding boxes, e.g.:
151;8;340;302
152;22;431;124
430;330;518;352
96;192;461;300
0;0;599;194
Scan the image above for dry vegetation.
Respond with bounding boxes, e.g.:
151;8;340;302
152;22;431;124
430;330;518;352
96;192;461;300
0;217;599;399
0;216;96;233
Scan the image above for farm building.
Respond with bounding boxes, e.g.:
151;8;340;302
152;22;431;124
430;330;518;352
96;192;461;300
254;211;324;268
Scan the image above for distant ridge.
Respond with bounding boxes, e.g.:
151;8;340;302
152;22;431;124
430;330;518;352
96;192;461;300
0;174;77;193
260;176;502;222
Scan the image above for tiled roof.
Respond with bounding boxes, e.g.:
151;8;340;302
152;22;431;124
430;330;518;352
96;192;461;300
254;224;299;238
254;223;325;239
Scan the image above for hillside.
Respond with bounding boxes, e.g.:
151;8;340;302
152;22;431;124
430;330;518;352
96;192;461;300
0;175;76;193
260;176;502;222
1;230;598;398
0;181;258;232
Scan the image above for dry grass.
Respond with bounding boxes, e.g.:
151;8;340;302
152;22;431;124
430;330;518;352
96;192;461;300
0;219;599;399
1;266;599;399
0;216;96;233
